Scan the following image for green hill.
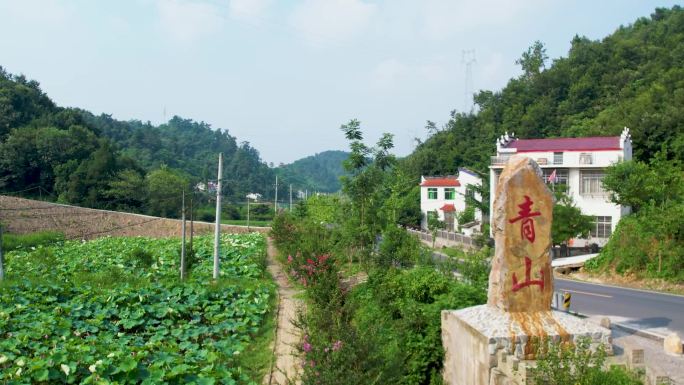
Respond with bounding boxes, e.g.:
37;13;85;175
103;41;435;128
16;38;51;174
0;67;275;212
275;150;349;193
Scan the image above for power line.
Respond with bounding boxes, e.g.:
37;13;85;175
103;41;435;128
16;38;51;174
66;217;164;240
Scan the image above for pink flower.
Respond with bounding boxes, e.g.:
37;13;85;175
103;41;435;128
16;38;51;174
332;340;342;351
287;255;293;263
303;342;312;352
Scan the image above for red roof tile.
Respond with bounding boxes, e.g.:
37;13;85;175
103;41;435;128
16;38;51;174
508;136;621;152
420;178;461;187
440;204;456;212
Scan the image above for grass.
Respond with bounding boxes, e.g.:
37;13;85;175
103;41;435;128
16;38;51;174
236;285;278;383
1;230;64;252
222;219;272;227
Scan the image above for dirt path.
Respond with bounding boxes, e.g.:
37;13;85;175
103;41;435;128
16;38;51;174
264;239;302;385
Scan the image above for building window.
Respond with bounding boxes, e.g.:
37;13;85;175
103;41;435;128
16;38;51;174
590;216;612;238
444;188;455;200
580;170;606;195
428;188;438;199
542;168;569;185
579;153;593;165
553;152;564;165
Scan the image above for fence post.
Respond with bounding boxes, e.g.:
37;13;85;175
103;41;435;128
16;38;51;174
0;224;4;281
180;190;186;280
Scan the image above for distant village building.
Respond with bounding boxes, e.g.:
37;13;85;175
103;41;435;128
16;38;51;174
489;128;632;247
195;182;219;193
420;168;483;233
246;193;262;201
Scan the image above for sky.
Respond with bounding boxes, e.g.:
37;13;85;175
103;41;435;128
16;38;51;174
0;0;679;164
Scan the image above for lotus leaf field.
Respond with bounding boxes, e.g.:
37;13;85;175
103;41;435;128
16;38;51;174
0;233;274;384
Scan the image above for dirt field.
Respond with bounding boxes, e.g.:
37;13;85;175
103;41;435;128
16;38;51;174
0;196;269;239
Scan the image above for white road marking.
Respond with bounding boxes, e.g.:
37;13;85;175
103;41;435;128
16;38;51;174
563;289;612;298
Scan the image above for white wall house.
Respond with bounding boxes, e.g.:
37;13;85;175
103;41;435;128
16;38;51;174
489;128;632;247
420;168;483;232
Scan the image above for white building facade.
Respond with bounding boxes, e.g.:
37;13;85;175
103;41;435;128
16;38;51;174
420;168;483;232
489;128;632;247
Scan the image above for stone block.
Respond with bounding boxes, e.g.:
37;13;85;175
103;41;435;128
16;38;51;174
600;317;611;329
663;333;683;356
442;306;612;385
646;364;672;385
623;341;645;369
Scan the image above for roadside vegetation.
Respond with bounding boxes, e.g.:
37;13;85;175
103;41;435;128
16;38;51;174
0;233;275;384
533;338;642;385
587;155;684;283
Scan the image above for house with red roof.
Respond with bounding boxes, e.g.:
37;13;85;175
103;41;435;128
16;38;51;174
489;128;633;247
420;168;482;232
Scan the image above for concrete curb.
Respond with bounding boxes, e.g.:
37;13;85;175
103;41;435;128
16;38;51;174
552;306;666;343
610;322;666;343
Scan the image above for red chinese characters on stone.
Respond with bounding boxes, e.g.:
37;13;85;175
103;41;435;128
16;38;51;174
508;195;541;243
511;256;544;292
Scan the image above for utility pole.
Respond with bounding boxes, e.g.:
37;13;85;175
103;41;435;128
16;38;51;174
289;184;293;211
180;190;186;280
0;224;4;281
213;153;223;280
247;196;251;231
274;175;278;215
189;196;194;252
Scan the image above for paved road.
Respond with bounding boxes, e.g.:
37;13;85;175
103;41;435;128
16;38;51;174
429;249;684;337
555;278;684;337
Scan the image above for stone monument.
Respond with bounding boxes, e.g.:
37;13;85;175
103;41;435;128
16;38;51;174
441;156;611;385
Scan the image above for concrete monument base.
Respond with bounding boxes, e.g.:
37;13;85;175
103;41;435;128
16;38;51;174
441;305;612;385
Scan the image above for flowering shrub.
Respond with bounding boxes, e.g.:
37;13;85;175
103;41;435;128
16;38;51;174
287;254;332;287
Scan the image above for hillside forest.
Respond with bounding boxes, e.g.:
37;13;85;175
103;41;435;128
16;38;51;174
0;70;347;217
1;7;683;278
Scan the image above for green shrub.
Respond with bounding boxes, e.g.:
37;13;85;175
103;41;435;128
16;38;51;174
2;231;64;252
586;205;684;282
347;267;486;385
377;226;431;268
223;204;241;220
533;337;642;385
125;247;155;268
196;207;215;222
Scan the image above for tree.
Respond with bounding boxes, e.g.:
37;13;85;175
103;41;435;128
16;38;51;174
551;186;593;253
146;166;190;218
516;40;548;79
427;210;445;249
105;169;146;211
602;160;654;212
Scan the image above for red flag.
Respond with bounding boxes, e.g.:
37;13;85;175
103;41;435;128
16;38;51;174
547;169;557;183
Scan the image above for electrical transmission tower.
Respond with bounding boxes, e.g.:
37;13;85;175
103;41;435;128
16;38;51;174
462;49;476;113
